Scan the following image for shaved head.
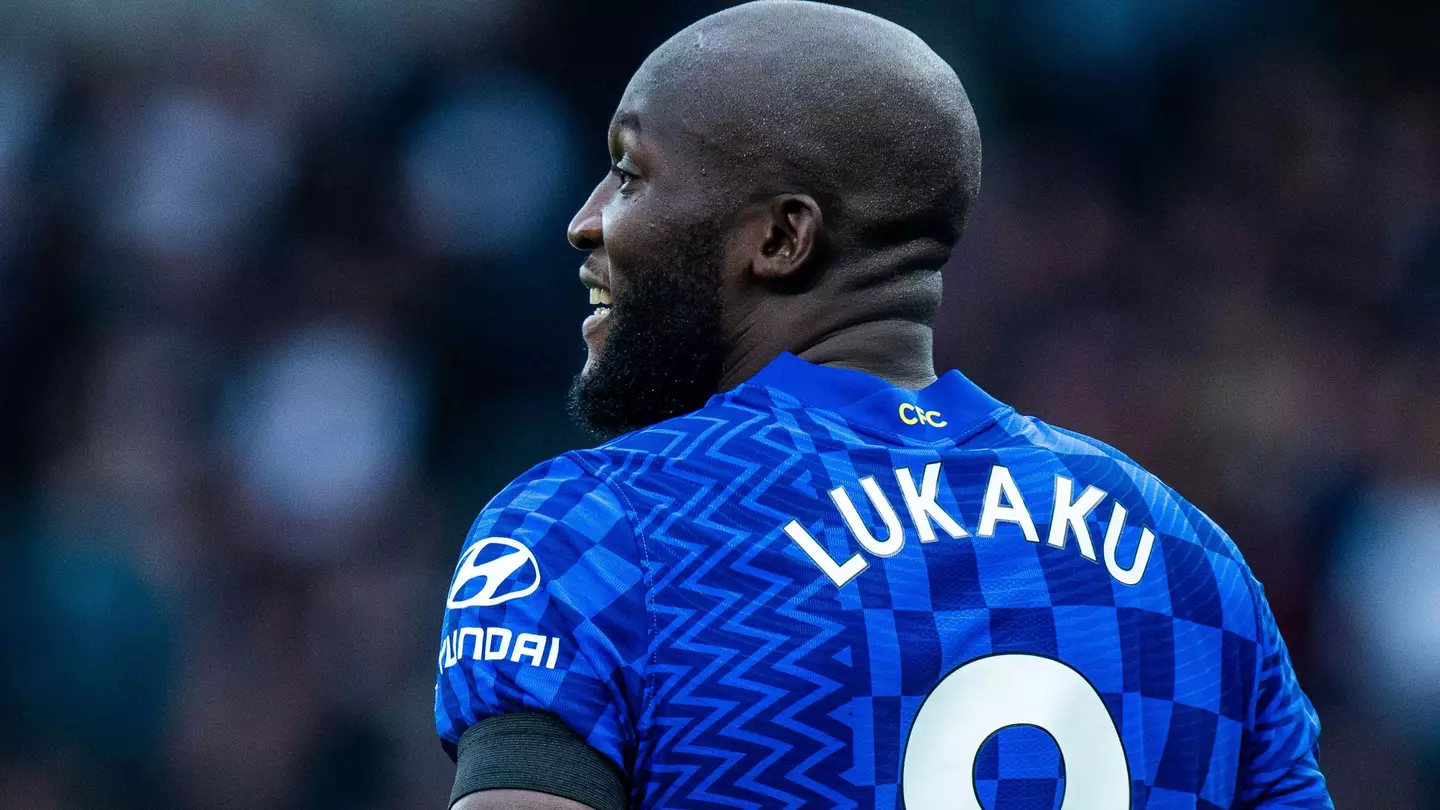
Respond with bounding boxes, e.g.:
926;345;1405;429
568;1;982;437
628;1;982;251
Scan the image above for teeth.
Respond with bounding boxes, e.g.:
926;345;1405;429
589;288;601;305
588;288;612;306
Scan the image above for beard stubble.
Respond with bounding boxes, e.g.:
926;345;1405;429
567;222;729;440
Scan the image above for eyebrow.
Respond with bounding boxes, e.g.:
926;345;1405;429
613;112;641;133
608;113;641;158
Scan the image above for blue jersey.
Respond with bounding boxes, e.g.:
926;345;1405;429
436;352;1331;809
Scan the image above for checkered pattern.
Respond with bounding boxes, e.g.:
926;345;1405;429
435;454;650;769
974;725;1067;810
436;353;1332;808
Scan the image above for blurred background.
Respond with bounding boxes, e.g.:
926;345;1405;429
0;0;1436;807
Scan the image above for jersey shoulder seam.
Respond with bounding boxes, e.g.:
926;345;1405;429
1044;419;1273;730
563;449;658;751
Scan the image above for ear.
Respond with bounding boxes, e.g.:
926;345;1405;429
751;194;822;280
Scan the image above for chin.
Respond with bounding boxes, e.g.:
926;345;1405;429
580;349;603;379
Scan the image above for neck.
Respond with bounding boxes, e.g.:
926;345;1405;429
797;320;938;389
719;247;947;392
720;316;937;391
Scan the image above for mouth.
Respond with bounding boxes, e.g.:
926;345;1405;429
580;265;613;313
579;266;614;345
586;284;613;314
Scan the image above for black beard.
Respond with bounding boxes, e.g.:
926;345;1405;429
567;223;727;441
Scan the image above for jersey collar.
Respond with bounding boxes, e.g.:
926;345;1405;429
736;352;1011;441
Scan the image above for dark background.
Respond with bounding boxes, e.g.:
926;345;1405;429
1;1;1437;808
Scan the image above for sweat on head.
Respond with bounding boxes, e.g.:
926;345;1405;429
568;0;983;439
628;0;983;276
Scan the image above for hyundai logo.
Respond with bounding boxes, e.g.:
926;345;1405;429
446;537;542;608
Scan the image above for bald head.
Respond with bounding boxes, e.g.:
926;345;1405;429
624;0;982;251
566;2;978;434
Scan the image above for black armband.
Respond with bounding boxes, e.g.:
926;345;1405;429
450;712;627;810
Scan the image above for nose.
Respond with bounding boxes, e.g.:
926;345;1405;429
567;180;605;250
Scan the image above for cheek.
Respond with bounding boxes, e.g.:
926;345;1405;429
602;200;669;286
605;195;663;244
603;180;733;288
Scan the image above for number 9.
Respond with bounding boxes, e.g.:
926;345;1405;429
902;653;1131;809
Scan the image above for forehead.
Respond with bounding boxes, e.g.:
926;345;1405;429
611;70;669;141
607;88;696;165
607;36;773;200
610;44;731;148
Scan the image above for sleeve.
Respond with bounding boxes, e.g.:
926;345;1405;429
1236;586;1333;808
434;453;649;796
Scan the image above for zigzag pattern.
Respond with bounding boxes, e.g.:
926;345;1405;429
602;400;858;808
557;368;1326;809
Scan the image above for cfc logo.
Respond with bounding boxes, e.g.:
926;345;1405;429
899;402;947;428
447;537;541;608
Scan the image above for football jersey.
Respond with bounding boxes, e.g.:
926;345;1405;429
436;352;1332;809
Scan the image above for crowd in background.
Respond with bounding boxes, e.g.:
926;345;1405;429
1;1;1436;808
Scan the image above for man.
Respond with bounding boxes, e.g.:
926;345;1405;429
435;2;1333;808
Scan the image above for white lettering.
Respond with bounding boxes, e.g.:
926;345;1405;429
772;465;1159;589
459;627;485;659
484;627;512;661
511;633;548;666
896;463;968;543
977;465;1040;544
439;626;563;671
1047;476;1105;561
1102;502;1155;586
784;519;868;587
831;478;905;557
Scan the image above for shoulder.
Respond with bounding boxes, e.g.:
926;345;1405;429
460;453;642;594
557;390;786;488
586;389;783;456
439;455;653;768
992;409;1154;471
1000;411;1267;618
465;394;777;560
1002;411;1239;549
473;453;629;537
447;451;651;669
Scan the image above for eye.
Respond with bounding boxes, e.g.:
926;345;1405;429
610;162;638;191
